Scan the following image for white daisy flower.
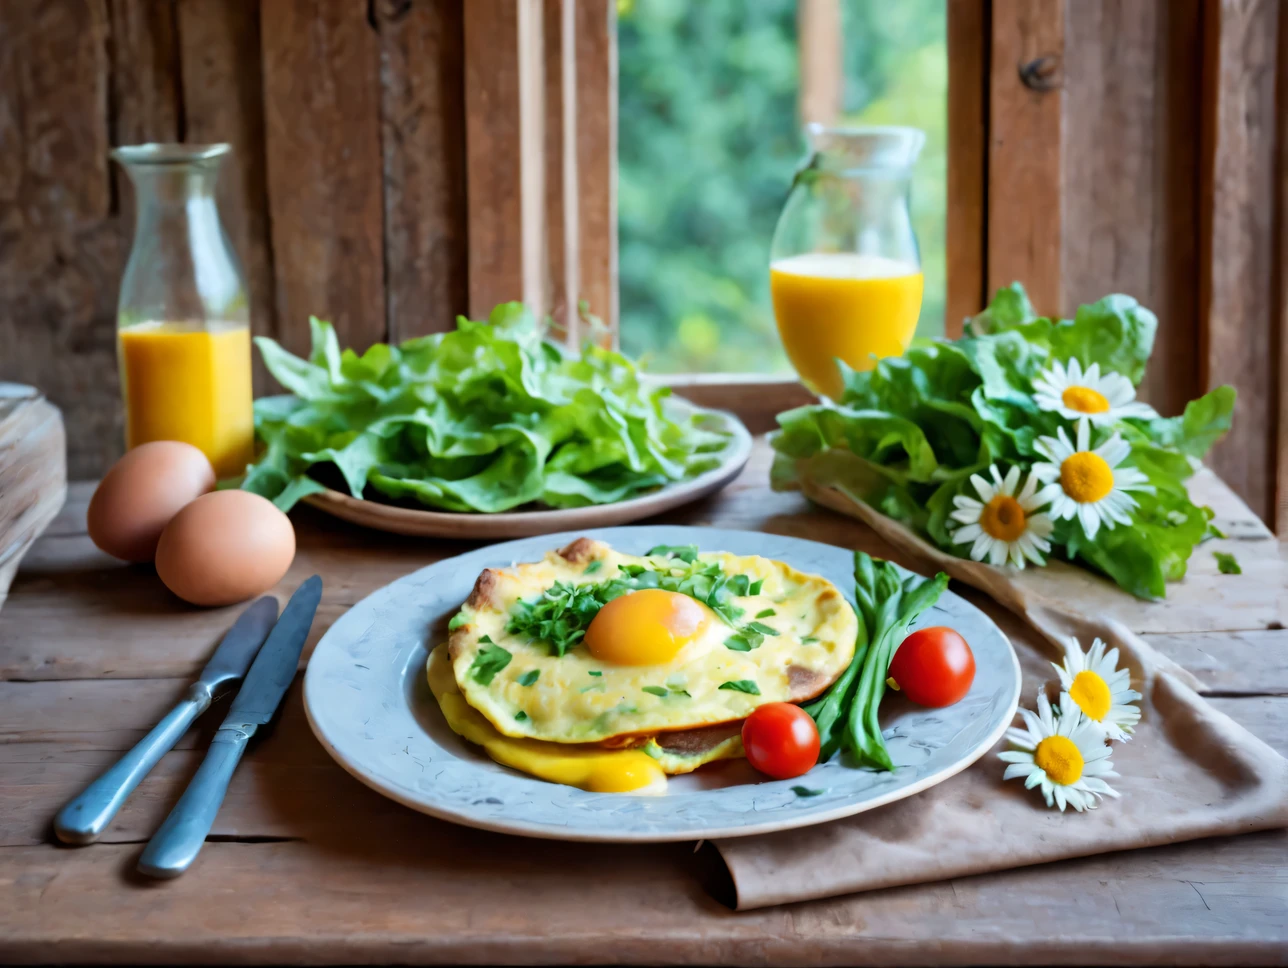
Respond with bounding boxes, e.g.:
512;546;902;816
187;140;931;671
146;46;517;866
1053;636;1142;741
1033;358;1157;424
998;692;1120;812
950;465;1054;568
1031;418;1152;539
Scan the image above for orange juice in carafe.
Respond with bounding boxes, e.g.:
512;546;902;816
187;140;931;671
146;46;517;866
119;321;254;477
112;143;252;478
771;253;923;399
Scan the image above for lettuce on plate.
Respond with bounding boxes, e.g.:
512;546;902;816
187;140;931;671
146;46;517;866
242;304;730;513
770;284;1235;599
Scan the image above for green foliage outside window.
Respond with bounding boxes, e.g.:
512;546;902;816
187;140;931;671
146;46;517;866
617;0;947;374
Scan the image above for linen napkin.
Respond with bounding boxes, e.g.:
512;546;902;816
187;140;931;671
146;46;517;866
714;475;1288;910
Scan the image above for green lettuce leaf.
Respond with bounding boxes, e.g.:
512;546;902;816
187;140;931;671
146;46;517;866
244;307;730;512
771;282;1234;600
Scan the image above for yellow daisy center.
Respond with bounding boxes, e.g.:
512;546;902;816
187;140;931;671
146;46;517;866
980;495;1027;542
1061;385;1110;414
1060;452;1114;503
1034;735;1084;786
1069;670;1112;721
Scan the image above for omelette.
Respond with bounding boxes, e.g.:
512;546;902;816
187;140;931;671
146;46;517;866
428;537;857;794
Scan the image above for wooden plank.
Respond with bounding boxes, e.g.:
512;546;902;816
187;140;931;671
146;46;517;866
0;1;121;478
573;0;618;340
987;0;1064;315
260;0;386;355
945;0;989;337
1144;630;1288;695
0;831;1284;964
797;0;842;126
463;0;546;317
1277;0;1288;535
106;0;181;148
0;389;65;608
1061;0;1203;417
1198;0;1281;523
542;0;574;345
174;0;278;396
375;0;468;340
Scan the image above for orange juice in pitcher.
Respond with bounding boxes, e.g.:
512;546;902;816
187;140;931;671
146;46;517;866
770;126;925;399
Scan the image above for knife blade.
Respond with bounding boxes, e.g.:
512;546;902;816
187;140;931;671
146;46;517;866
137;575;322;878
54;596;279;845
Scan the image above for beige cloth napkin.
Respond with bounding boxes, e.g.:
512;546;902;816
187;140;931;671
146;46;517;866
714;478;1288;910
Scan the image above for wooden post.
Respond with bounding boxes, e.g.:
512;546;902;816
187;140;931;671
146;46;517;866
946;0;990;336
798;0;842;126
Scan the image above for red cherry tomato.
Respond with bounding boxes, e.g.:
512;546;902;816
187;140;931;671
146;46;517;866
888;626;975;708
741;702;820;779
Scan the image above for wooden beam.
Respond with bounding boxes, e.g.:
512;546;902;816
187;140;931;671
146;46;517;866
797;0;842;126
374;0;468;340
946;0;989;336
463;0;547;318
987;0;1064;316
1276;0;1288;533
1198;0;1281;524
542;0;575;345
573;0;618;343
260;0;386;355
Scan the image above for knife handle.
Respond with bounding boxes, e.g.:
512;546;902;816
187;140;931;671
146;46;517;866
136;726;252;879
54;682;215;845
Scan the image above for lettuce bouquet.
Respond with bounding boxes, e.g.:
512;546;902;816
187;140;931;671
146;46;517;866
243;304;730;513
771;284;1235;599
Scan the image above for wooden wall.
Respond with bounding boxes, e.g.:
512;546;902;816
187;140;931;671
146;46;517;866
948;0;1288;530
0;0;615;478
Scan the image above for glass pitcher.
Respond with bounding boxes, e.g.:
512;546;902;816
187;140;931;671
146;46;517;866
769;124;925;399
112;143;253;478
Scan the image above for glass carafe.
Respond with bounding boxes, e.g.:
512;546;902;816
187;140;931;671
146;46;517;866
769;125;925;399
112;143;253;478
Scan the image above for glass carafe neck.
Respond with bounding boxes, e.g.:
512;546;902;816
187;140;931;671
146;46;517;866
112;143;229;208
803;124;925;177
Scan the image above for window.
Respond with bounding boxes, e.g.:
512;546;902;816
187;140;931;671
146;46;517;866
616;0;948;375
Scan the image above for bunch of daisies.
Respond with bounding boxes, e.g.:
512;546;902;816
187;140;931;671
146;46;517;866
999;636;1142;812
950;358;1156;570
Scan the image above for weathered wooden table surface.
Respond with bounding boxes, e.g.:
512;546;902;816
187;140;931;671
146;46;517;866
2;439;1285;966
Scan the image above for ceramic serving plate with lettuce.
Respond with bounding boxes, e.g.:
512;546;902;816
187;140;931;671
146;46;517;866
241;304;748;532
771;284;1236;600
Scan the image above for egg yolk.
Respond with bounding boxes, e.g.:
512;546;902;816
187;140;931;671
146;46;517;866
427;648;667;794
583;589;710;666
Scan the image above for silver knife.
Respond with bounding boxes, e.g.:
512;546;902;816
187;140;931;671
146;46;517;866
54;596;279;845
137;575;322;878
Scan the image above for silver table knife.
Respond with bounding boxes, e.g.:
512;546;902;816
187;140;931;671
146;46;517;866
137;575;322;878
54;596;279;845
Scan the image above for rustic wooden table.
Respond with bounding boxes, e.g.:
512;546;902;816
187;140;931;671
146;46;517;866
2;440;1285;966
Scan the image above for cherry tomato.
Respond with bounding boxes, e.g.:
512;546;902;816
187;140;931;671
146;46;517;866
741;702;820;779
888;626;975;708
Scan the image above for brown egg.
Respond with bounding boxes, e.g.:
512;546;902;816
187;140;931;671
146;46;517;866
155;490;296;607
87;442;217;562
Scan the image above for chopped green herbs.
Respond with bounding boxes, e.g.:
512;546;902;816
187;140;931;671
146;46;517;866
514;711;529;722
746;621;779;636
588;670;602;676
719;680;761;695
507;555;756;655
724;629;763;652
517;669;540;687
1214;551;1242;575
755;608;776;619
792;786;826;797
643;685;689;698
645;544;699;563
583;560;603;575
748;579;764;595
801;636;820;644
468;643;512;686
642;685;668;697
447;611;468;631
478;634;493;644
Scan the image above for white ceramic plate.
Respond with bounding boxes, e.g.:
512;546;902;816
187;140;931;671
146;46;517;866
299;400;753;539
304;527;1021;842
